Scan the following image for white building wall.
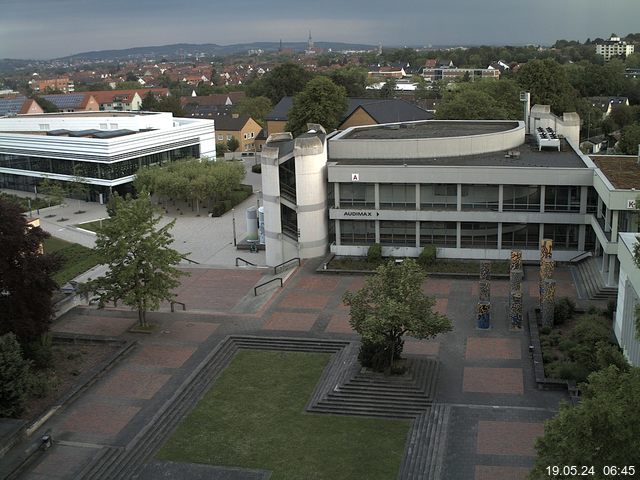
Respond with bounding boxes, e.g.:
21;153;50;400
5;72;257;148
615;233;640;367
260;144;286;267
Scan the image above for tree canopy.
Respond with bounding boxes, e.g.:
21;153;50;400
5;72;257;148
328;66;368;97
436;79;522;120
0;198;60;342
517;59;580;114
529;366;640;479
233;95;272;127
87;193;187;327
618;123;640;155
343;259;452;371
247;63;314;104
286;76;347;136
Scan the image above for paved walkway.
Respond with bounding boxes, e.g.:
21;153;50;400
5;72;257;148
0;258;577;480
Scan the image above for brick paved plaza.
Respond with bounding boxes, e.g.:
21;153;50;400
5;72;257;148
6;259;573;479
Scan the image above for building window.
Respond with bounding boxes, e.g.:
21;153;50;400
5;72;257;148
461;185;499;211
421;184;456;210
420;221;456;247
380;221;415;246
544;186;580;212
503;185;541;211
99;123;108;129
586;187;598;214
281;204;298;240
544;224;579;250
109;123;118;130
250;132;255;138
501;223;540;249
39;124;50;131
379;184;416;209
340;220;375;245
460;222;499;249
339;183;375;208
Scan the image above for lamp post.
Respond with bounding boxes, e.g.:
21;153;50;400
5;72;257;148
232;208;237;246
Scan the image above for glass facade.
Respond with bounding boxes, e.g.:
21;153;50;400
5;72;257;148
420;184;456;210
278;157;296;203
502;223;540;249
461;185;499;211
380;221;415;246
544;186;580;212
420;221;457;247
379;184;415;209
0;145;199;181
503;185;541;211
460;222;499;248
544;224;579;249
281;204;298;240
339;183;375;208
340;220;375;245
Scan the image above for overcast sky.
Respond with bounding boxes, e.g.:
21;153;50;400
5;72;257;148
1;0;639;59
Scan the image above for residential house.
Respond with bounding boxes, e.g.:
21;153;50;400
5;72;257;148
29;77;74;93
596;35;635;61
0;96;44;116
214;114;263;152
588;96;630;118
42;93;100;112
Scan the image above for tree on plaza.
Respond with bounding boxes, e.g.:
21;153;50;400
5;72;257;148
68;165;89;210
226;136;240;152
86;193;187;328
246;63;314;104
0;333;32;418
233;95;272;127
343;259;452;372
286;76;347;136
529;366;640;479
0;198;60;342
39;177;66;207
617;123;640;155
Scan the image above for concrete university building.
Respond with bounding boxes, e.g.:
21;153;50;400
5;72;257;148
0;111;216;202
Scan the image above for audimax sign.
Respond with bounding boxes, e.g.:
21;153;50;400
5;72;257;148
341;210;380;217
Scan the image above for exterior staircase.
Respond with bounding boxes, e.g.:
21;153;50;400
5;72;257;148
573;257;618;301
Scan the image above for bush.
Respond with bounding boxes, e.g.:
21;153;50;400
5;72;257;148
554;297;576;325
0;333;31;418
418;245;437;267
556;362;591;383
210;202;226;217
251;164;262;174
27;370;58;398
595;342;629;372
22;333;53;370
540;326;551;335
367;243;382;263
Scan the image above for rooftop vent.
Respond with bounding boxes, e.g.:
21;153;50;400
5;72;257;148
535;126;560;151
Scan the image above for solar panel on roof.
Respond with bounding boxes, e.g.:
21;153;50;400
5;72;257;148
43;94;86;109
93;129;136;139
0;96;27;116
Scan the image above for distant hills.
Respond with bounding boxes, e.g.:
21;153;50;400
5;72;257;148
56;41;378;61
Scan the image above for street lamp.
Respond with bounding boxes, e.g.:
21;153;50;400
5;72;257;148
232;208;237;246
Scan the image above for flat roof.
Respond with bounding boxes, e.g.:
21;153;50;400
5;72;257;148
592;155;640;189
12;111;151;118
341;121;519;140
330;136;586;169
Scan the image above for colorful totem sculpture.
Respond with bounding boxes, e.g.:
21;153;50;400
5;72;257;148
477;261;491;328
509;250;524;329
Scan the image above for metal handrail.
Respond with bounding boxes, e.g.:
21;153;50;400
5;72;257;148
254;277;283;296
236;257;257;267
568;251;592;263
170;300;186;312
181;255;200;265
273;257;301;274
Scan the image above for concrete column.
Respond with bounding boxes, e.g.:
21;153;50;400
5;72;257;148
375;220;380;244
456;222;461;249
374;183;380;210
415;183;420;211
334;183;340;208
497;223;503;250
539;224;545;246
580;186;588;214
539;185;546;213
457;184;462;211
415;221;420;248
335;219;341;246
498;184;504;213
605;208;612;233
578;224;586;251
608;254;617;287
611;210;619;240
602;252;608;276
597;196;603;218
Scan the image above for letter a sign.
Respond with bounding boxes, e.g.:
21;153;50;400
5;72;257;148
351;173;360;181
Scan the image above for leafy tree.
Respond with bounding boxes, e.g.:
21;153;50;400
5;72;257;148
39;177;66;206
247;63;313;104
609;105;637;130
529;366;640;479
68;165;88;209
140;91;160;111
286;76;347;136
227;136;240;152
86;193;187;327
329;66;368;97
0;199;60;342
0;333;31;418
157;95;184;117
436;79;522;120
379;78;397;98
626;53;640;69
617;123;640;155
233;96;272;127
32;96;58;113
343;259;452;372
517;59;580;114
215;142;228;156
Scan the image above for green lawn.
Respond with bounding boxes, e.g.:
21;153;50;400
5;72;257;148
43;237;101;285
158;350;410;480
75;219;110;232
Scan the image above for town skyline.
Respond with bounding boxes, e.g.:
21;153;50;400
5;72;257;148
1;0;639;60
